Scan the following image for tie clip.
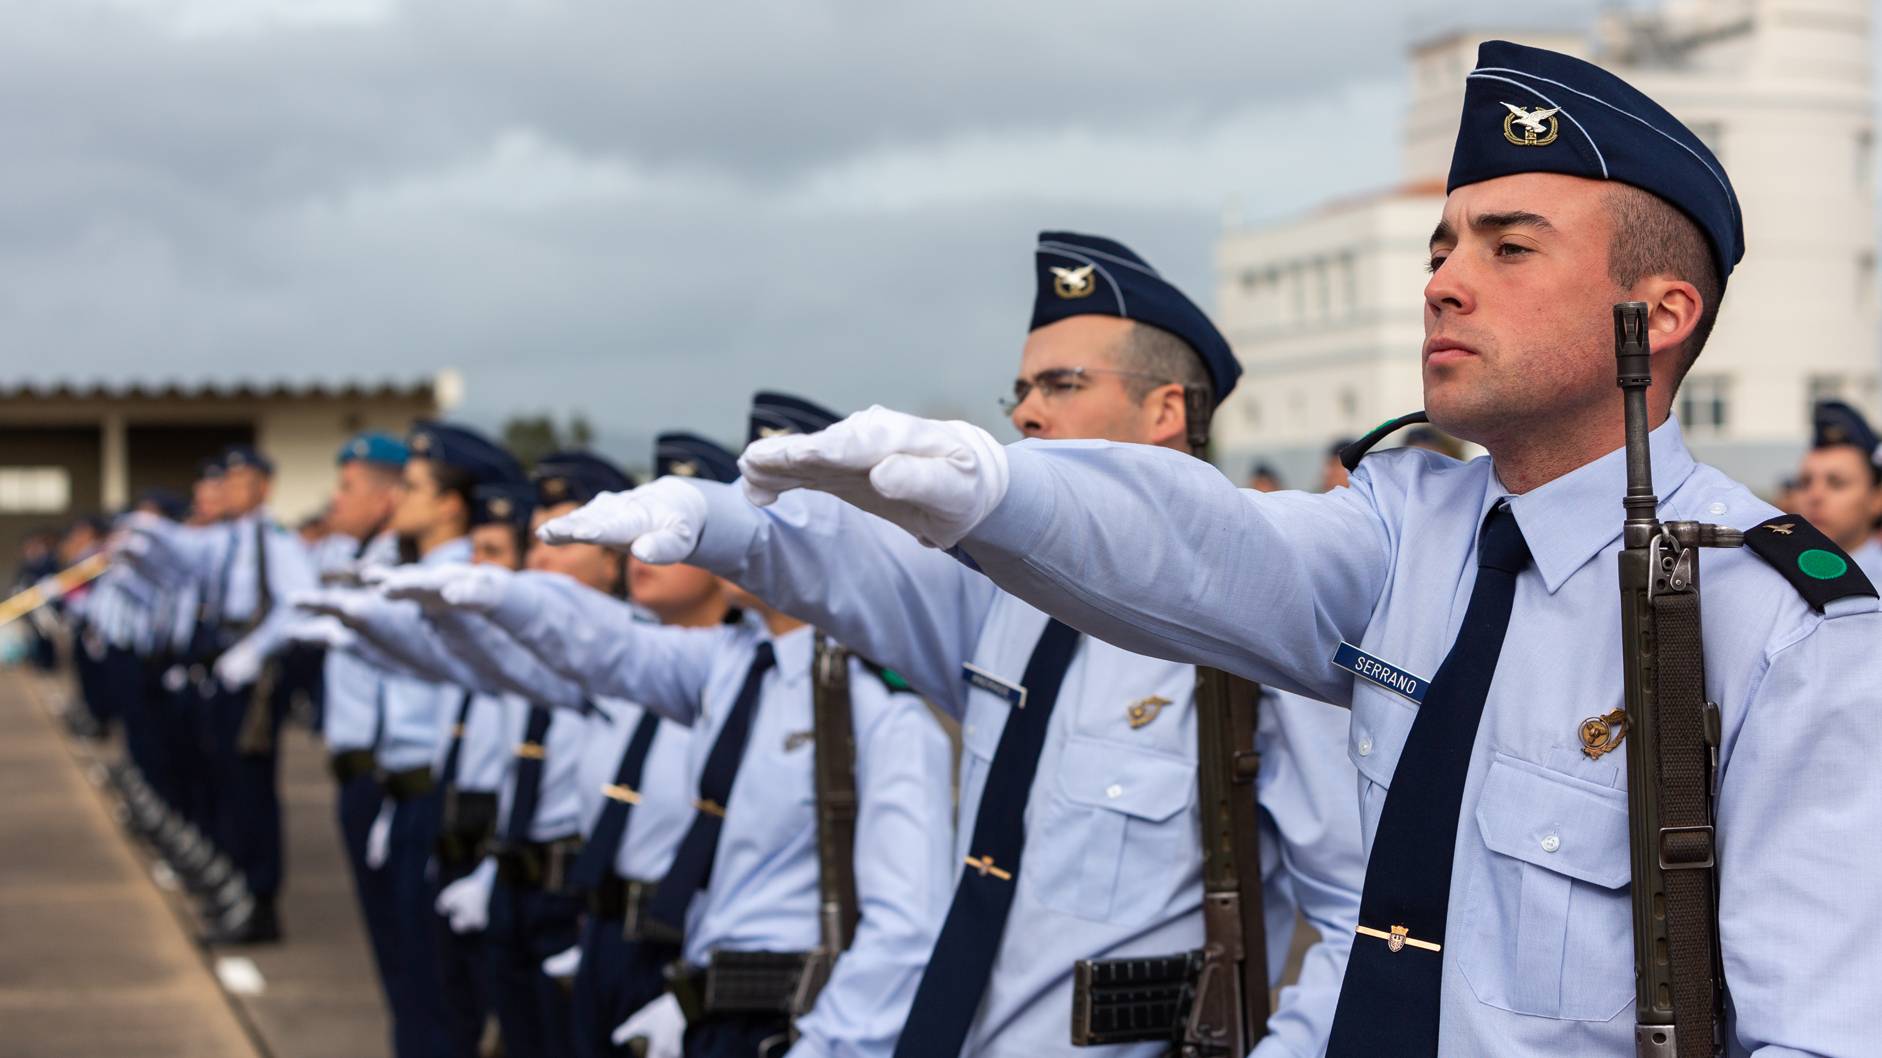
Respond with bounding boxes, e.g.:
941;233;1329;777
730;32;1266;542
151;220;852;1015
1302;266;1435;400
515;741;546;760
602;784;641;805
964;854;1013;881
694;798;727;818
1356;924;1440;953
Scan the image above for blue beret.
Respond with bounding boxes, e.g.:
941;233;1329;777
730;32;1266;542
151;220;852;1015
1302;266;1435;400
407;421;523;486
1029;231;1241;406
196;456;226;480
655;432;740;483
533;450;637;507
749;391;842;444
470;481;536;531
221;444;275;476
1812;400;1880;459
337;431;409;470
1449;40;1743;281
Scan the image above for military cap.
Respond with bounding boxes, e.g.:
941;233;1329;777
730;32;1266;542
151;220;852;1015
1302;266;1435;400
1029;231;1242;406
749;391;842;445
221;444;275;476
1448;40;1743;281
656;432;741;483
196;456;227;480
1812;400;1881;461
470;481;536;531
136;488;189;521
533;450;637;507
337;430;409;469
406;421;524;486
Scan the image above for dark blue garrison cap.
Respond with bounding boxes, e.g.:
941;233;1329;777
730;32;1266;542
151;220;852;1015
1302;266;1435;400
408;421;524;486
749;391;842;444
1449;40;1744;281
196;456;227;480
337;431;409;469
1812;400;1880;460
221;444;275;476
534;450;637;507
470;481;536;531
656;432;741;483
1029;231;1242;406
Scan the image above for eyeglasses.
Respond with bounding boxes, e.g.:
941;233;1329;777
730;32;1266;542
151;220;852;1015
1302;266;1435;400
999;366;1173;415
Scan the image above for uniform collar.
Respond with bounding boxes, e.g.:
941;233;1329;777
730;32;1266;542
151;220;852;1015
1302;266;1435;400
763;623;816;683
420;535;473;566
1498;416;1696;594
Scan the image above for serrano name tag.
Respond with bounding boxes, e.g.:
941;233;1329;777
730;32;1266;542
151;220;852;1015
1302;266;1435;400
961;663;1028;710
1332;642;1429;705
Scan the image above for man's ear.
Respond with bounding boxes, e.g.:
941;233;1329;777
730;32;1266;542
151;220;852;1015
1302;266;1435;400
1146;382;1188;447
1641;276;1703;363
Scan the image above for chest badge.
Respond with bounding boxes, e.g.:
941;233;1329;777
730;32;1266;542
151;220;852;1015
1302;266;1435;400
1126;695;1171;729
783;730;814;752
1578;708;1629;760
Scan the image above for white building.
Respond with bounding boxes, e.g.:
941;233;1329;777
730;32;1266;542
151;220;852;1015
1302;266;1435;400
1214;0;1878;493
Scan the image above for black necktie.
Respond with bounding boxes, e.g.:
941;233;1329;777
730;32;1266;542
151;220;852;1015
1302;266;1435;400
503;703;556;844
567;710;663;893
1326;502;1531;1057
893;619;1082;1058
437;691;476;788
645;641;777;933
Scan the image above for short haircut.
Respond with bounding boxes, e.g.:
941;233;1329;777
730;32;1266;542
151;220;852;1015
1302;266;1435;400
1605;185;1723;386
1111;321;1212;406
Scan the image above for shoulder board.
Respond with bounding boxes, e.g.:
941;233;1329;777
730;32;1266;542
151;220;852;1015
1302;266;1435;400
1741;515;1878;612
854;655;916;695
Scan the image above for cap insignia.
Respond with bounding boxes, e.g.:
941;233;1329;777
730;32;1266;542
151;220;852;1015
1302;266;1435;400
1501;102;1560;147
1051;264;1096;299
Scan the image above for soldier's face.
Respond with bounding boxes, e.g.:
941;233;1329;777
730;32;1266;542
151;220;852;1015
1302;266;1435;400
627;556;724;623
222;466;269;513
1422;173;1624;445
328;462;403;540
527;504;622;593
391;459;446;536
1011;316;1163;445
192;478;225;522
1796;446;1882;550
470;523;523;569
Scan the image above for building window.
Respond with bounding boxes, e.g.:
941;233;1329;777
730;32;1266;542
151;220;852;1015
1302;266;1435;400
1809;374;1845;406
1859;251;1876;309
0;467;71;513
1338;386;1358;423
1678;375;1731;435
1858;129;1874;190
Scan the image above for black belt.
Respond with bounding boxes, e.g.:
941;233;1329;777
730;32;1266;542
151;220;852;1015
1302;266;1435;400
436;789;498;867
329;749;377;784
494;836;584;894
668;951;815;1022
589;875;664;936
378;765;436;802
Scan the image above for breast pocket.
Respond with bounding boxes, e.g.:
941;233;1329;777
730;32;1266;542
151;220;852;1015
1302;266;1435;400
1025;735;1197;926
1456;754;1634;1023
1348;686;1418;827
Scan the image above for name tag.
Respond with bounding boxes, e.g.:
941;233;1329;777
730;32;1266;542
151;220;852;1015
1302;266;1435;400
962;663;1027;710
1333;642;1428;705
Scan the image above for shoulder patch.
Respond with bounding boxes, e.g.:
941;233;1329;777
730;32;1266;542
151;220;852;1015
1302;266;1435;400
1741;515;1878;612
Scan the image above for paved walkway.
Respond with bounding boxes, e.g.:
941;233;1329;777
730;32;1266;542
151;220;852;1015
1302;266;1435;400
0;669;389;1058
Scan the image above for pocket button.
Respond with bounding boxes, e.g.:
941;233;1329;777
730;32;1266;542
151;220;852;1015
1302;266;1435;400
1540;833;1561;854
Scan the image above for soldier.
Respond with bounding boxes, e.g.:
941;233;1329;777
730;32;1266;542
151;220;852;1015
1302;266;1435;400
412;394;956;1058
728;40;1882;1057
1795;401;1882;580
544;237;1366;1058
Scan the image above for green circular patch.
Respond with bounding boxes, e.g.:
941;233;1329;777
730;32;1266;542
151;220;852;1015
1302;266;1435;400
1797;549;1848;581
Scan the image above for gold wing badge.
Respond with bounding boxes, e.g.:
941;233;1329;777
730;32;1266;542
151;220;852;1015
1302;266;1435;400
1501;102;1560;147
1127;695;1172;729
1051;264;1097;299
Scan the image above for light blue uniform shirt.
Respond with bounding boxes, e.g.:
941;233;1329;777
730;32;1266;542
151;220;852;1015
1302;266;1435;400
485;586;956;1058
374;537;472;774
216;509;319;659
491;692;590;842
576;697;695;882
1851;538;1882;584
322;533;400;754
948;417;1882;1058
687;482;1364;1058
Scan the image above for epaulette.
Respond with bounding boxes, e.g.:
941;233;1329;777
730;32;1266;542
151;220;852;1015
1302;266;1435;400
1741;515;1878;612
857;655;916;696
1341;411;1429;471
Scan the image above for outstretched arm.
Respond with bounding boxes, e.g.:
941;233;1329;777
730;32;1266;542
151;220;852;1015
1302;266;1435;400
422;608;590;712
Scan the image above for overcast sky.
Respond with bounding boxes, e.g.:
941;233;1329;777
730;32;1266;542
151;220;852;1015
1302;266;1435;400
5;0;1668;461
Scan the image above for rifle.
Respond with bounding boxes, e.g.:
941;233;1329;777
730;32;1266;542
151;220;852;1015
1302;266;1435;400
1613;301;1733;1057
0;553;110;627
1071;668;1268;1055
790;633;862;1020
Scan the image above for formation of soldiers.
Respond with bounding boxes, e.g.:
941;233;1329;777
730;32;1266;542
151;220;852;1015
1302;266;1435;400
13;39;1881;1058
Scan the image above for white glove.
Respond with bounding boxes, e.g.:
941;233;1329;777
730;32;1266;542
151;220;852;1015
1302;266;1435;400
213;636;266;690
537;478;707;565
292;588;370;624
435;857;497;934
738;406;1010;550
378;564;510;613
286;616;357;650
612;992;686;1057
541;944;581;980
365;799;395;870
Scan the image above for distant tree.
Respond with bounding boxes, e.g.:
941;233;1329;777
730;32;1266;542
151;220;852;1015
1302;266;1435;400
502;413;593;470
569;414;594;448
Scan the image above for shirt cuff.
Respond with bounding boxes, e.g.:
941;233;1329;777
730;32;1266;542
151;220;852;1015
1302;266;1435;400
688;480;764;577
